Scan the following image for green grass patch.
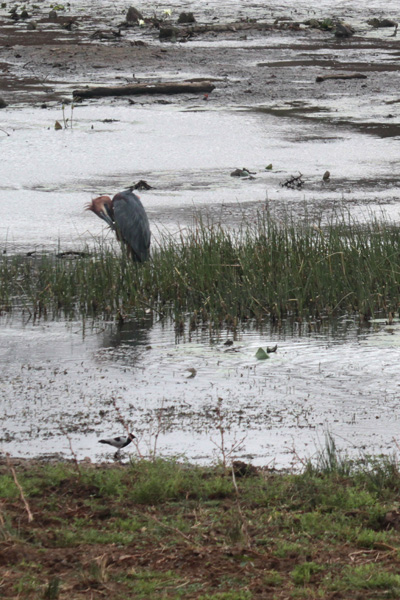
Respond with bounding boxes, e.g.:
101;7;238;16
332;563;400;594
291;561;325;585
2;452;400;599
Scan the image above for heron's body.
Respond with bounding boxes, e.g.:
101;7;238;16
87;190;150;262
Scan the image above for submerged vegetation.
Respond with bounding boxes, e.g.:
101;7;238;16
1;210;400;324
2;447;400;599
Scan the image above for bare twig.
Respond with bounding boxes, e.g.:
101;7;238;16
144;511;199;548
211;398;247;469
59;426;82;479
111;396;131;436
5;454;33;522
231;466;251;548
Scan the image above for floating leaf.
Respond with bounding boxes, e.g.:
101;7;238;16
255;347;269;360
265;164;273;170
54;120;62;130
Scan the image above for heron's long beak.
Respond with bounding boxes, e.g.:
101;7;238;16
98;208;115;229
87;196;115;229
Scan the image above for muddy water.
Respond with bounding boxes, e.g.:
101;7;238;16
1;0;400;465
1;314;400;467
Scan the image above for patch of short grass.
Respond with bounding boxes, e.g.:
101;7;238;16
196;592;252;600
291;561;325;585
117;569;188;598
3;451;400;599
332;563;400;595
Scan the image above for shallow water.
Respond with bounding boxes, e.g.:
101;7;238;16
1;103;400;254
1;314;400;467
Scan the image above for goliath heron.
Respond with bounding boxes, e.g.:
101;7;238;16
87;189;150;262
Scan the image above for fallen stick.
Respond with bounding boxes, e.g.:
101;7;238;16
73;81;215;100
316;72;367;82
5;454;33;522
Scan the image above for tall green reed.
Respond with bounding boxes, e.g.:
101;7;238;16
1;210;400;324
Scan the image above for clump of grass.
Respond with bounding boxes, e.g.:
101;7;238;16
305;432;354;477
291;561;325;585
2;209;400;325
333;563;400;593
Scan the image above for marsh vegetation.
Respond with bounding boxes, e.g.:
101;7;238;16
2;211;400;325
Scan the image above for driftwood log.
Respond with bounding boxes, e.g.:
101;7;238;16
73;81;215;100
316;73;367;83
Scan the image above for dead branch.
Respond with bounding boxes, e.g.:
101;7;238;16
281;172;304;189
5;454;33;522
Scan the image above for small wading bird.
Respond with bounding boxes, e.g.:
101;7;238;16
87;189;151;262
99;432;135;459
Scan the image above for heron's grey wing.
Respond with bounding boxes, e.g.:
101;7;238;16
113;191;151;262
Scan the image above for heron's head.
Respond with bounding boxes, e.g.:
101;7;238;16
86;195;114;227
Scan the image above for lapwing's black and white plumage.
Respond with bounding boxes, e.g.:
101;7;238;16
99;433;135;458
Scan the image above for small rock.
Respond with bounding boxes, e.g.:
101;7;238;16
126;6;143;25
334;22;354;37
0;97;7;109
367;18;397;28
323;170;330;181
178;12;196;24
231;167;255;177
159;26;179;40
185;367;197;379
48;10;57;21
27;21;37;30
20;9;30;19
9;7;19;20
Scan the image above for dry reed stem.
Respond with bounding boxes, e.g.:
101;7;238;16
5;453;33;522
231;465;251;549
59;427;82;479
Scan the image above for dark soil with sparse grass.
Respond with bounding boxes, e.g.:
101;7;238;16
2;453;400;599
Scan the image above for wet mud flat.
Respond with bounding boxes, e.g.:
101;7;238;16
2;2;400;465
